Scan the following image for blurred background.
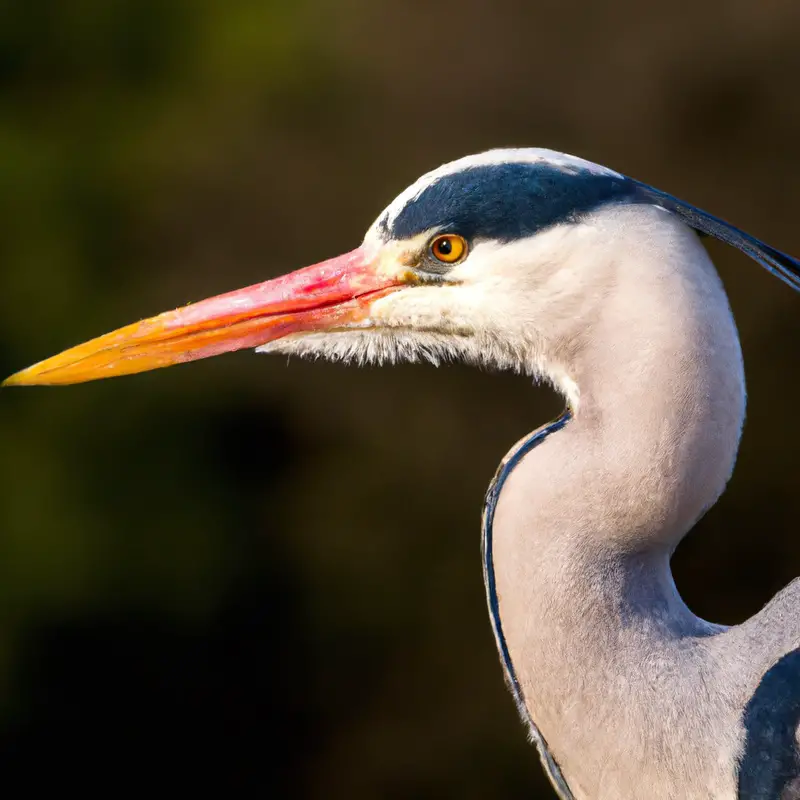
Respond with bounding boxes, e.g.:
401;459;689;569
0;0;799;796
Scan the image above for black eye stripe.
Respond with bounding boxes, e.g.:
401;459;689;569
389;162;635;243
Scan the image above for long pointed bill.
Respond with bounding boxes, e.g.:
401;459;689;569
3;247;404;386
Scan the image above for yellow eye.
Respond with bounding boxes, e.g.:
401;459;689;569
429;234;467;264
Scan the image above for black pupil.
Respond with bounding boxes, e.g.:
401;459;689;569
437;238;452;256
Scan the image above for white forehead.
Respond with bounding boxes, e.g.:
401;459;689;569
372;148;622;236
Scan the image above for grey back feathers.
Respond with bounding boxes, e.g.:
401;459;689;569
739;646;800;799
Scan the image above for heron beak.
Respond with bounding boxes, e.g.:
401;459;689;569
3;246;405;386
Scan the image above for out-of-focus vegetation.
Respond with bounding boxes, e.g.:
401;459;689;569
0;0;799;796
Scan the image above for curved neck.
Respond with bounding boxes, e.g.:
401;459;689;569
490;207;747;797
535;206;746;558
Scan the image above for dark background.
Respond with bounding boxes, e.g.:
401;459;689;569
1;1;799;796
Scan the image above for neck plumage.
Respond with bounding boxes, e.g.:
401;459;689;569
489;206;746;797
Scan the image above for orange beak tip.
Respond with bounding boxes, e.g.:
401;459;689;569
2;369;34;388
4;246;403;386
3;369;59;388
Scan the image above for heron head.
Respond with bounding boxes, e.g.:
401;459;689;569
3;149;634;393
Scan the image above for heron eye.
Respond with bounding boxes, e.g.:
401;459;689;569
429;234;467;264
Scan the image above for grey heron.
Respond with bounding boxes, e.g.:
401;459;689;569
5;148;800;799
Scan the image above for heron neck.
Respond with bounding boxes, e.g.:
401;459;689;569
491;208;746;794
565;210;745;558
518;206;745;548
485;206;748;798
